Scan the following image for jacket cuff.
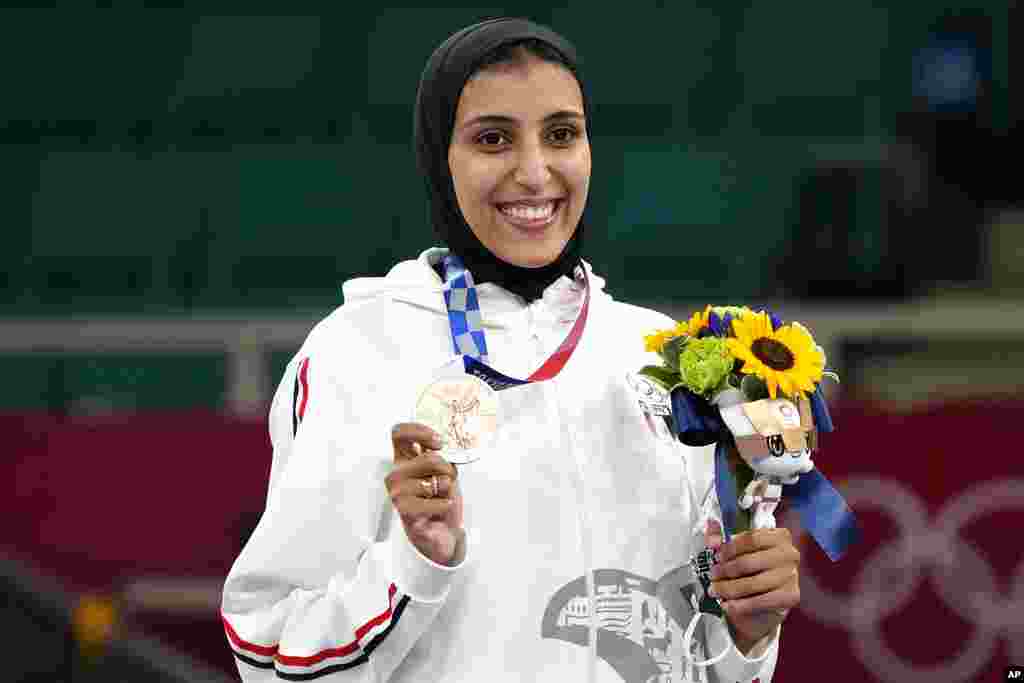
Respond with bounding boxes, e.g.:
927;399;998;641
707;618;779;682
389;526;467;604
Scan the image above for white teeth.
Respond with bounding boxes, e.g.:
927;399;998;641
500;201;556;221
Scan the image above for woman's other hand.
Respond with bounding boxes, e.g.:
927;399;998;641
387;423;464;565
705;523;801;654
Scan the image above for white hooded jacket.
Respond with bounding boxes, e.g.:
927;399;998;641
221;248;779;682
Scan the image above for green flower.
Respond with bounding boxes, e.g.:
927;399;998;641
678;337;734;396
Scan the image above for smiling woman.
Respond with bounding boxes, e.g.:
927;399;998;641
447;50;590;269
221;17;795;683
415;26;594;303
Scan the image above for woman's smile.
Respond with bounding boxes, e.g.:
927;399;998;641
494;198;564;233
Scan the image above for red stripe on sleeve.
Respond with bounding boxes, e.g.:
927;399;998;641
223;584;400;668
298;357;311;421
222;615;279;657
274;584;399;667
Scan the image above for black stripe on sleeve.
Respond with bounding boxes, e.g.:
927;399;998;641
292;371;300;437
233;650;275;670
274;596;411;681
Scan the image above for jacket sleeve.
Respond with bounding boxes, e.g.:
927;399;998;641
687;448;780;683
221;352;467;682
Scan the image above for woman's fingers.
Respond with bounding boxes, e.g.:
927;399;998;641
711;566;796;602
386;474;455;501
386;423;463;566
719;578;800;619
712;544;800;581
386;445;460;525
391;422;444;461
708;527;802;645
385;452;456;500
394;451;457;480
716;528;793;564
393;494;455;521
708;526;801;609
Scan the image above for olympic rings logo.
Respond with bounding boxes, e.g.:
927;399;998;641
791;477;1024;683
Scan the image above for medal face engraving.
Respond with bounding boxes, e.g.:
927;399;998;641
414;375;499;464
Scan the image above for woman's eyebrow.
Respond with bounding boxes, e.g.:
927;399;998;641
459;110;585;130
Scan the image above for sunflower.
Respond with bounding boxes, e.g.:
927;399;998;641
727;310;824;398
644;327;677;353
645;312;702;353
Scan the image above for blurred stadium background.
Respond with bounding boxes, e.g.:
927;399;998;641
2;4;1022;682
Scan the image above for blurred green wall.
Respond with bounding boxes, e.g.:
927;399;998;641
1;3;1012;314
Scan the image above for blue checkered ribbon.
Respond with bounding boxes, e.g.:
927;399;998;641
441;254;490;363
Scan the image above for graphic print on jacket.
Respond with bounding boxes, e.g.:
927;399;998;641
542;567;713;683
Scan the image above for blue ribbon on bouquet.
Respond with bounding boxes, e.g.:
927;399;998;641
670;384;859;561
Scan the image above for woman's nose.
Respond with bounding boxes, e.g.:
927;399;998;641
513;142;552;189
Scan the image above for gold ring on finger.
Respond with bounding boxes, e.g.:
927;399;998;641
420;478;433;498
431;474;440;498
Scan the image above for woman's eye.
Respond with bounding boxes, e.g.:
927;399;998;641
547;126;578;145
477;131;509;147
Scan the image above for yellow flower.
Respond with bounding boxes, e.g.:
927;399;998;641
726;310;824;399
684;305;712;337
644;327;677;353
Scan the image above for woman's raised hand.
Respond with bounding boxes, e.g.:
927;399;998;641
387;423;464;565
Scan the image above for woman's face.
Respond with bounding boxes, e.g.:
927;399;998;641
448;53;591;268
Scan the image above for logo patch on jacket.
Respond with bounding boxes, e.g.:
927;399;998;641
541;567;709;682
625;373;676;442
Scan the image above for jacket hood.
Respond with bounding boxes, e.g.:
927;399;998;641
341;248;607;320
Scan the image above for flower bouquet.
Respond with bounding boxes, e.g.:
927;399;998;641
640;306;857;561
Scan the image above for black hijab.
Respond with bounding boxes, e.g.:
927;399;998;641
413;18;591;303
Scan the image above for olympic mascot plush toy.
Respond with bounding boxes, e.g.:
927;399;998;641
714;387;815;530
